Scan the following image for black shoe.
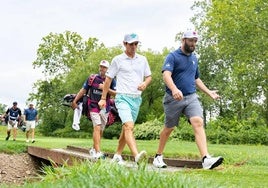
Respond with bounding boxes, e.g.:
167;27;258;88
5;135;10;141
32;140;35;143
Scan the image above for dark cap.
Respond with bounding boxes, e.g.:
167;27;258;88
13;102;18;105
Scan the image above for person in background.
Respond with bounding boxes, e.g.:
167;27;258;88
72;60;116;159
98;33;152;164
24;103;38;143
153;30;223;170
3;101;22;141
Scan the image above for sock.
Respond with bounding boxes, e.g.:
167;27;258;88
202;153;212;162
155;154;161;158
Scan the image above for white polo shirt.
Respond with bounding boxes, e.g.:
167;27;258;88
106;52;151;95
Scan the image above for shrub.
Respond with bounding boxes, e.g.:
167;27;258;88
103;122;122;139
206;117;268;145
134;119;163;140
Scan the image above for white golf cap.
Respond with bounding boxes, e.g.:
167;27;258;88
99;60;109;68
123;33;140;43
182;30;199;39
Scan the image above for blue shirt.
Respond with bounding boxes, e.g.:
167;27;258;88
162;48;199;96
24;108;38;121
6;107;22;120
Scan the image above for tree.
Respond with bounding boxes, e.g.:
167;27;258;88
33;31;88;77
0;103;7;114
191;0;268;124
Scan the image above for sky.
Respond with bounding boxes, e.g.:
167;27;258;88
0;0;196;110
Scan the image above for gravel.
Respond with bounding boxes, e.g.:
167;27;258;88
0;153;40;186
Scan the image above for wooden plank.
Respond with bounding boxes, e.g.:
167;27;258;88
27;146;89;166
66;145;202;168
28;146;202;168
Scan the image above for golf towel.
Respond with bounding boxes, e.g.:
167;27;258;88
72;103;83;131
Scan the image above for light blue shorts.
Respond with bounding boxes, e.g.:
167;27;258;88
115;93;142;124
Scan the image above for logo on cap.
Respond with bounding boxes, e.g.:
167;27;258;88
99;60;109;68
124;33;139;43
182;30;198;39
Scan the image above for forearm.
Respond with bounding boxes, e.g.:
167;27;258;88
144;75;152;87
22;115;26;122
196;78;210;95
163;71;177;92
101;77;112;99
73;88;86;103
108;88;116;97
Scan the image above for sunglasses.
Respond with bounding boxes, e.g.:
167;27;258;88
128;42;139;46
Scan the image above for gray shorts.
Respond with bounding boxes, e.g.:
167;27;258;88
163;93;203;128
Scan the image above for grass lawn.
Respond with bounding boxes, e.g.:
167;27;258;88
0;125;267;187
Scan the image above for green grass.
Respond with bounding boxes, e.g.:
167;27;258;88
1;125;268;188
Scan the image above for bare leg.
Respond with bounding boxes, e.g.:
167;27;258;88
26;130;29;140
122;122;138;157
190;116;208;158
116;128;126;154
13;128;17;140
31;128;35;141
116;122;138;156
93;125;101;152
156;126;174;154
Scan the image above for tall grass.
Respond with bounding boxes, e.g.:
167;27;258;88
23;160;216;188
17;159;268;188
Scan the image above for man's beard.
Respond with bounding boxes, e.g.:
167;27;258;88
184;42;195;53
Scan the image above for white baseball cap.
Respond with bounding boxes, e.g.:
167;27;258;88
99;60;109;68
182;30;198;39
123;33;139;43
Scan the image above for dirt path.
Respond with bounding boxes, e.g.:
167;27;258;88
0;153;39;186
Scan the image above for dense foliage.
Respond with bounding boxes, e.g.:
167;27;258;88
190;0;268;124
0;103;7;114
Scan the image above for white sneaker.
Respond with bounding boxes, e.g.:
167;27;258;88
26;140;29;143
153;155;167;168
89;148;96;157
72;124;80;131
202;155;224;170
95;151;105;159
134;150;147;164
112;154;125;165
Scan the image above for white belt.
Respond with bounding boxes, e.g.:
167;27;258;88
118;93;141;98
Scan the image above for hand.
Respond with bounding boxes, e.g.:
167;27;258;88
137;82;147;91
98;99;106;109
209;90;220;100
172;89;183;101
98;83;104;90
71;102;78;110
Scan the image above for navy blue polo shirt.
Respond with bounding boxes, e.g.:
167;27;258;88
162;48;199;96
24;108;38;121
